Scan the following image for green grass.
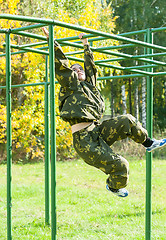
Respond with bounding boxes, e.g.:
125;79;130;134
0;157;166;239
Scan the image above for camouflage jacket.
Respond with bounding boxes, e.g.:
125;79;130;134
54;40;105;125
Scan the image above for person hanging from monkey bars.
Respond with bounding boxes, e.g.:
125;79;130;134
42;27;166;197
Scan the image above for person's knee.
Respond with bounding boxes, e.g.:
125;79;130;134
107;157;129;189
124;114;135;123
119;157;129;177
112;156;129;176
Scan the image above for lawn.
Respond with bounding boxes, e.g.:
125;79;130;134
0;157;166;239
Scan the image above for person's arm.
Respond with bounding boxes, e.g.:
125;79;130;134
42;27;78;89
79;33;97;86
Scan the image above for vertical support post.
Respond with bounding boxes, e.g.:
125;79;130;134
49;25;56;240
6;30;12;240
145;28;153;240
45;55;50;225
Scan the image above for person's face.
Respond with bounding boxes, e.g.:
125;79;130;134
71;64;86;81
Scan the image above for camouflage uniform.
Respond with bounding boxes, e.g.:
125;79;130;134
54;41;148;189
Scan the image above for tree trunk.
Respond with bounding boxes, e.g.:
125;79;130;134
134;83;139;121
121;84;127;114
128;78;132;115
142;77;146;128
110;80;114;117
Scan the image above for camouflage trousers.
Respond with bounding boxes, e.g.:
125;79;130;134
73;114;148;189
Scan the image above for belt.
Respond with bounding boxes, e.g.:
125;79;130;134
71;122;95;134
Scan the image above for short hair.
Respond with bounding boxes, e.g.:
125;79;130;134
70;63;84;71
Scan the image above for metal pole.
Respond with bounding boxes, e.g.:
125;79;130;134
10;44;48;55
45;55;50;225
67;55;154;76
145;28;153;240
0;14;166;51
11;23;47;33
6;30;12;240
0;82;48;89
49;25;56;240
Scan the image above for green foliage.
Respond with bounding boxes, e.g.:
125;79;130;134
62;0;89;17
19;0;89;19
109;0;166;31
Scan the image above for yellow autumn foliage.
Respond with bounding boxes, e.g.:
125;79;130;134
0;0;119;162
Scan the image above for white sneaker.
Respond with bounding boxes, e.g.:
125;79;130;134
106;185;128;197
146;138;166;152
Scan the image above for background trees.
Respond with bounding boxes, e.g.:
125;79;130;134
0;0;165;163
0;0;120;162
105;0;166;131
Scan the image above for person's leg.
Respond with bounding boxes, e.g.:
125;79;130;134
73;127;129;191
99;114;166;152
99;114;148;146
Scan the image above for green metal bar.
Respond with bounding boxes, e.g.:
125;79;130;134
95;58;157;69
145;28;153;240
16;41;47;48
95;56;165;66
97;63;153;76
118;29;146;36
10;44;49;55
0;82;48;89
151;26;166;32
56;34;96;42
5;41;164;64
98;74;146;80
0;14;166;51
0;29;9;33
125;64;157;70
64;41;136;50
60;41;166;67
0;53;6;57
64;43;135;55
9;31;92;44
94;48;166;63
12;31;46;40
133;52;166;59
0;46;48;58
76;36;110;43
98;71;166;80
0;14;54;24
49;25;56;240
44;56;50;225
0;50;26;57
71;40;136;49
92;49;166;67
67;55;153;76
7;41;166;67
6;30;165;62
0;71;163;90
11;23;47;33
65;50;84;56
151;71;166;76
95;57;126;63
6;30;12;240
59;34;137;44
91;44;137;51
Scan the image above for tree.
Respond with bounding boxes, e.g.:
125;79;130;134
0;0;120;162
105;0;166;131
